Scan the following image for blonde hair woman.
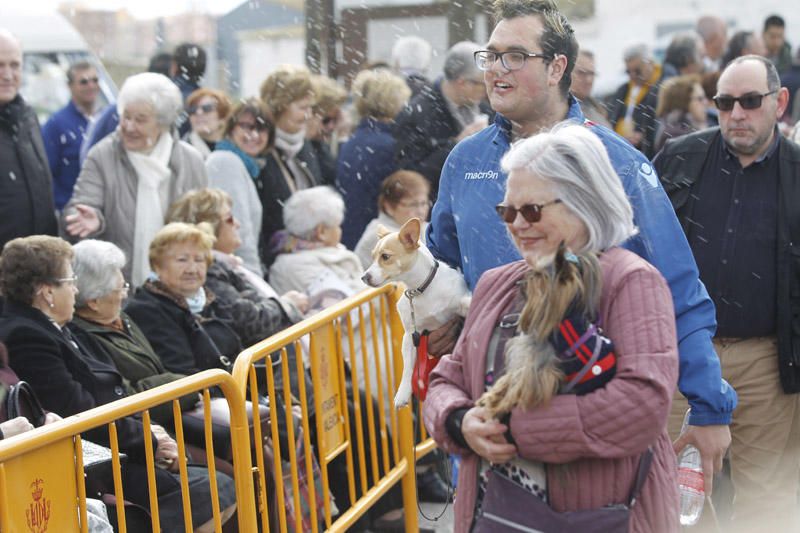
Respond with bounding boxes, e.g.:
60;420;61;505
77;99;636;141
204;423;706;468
336;68;412;249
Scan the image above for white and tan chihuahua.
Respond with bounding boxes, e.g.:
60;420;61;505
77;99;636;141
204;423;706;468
361;218;471;407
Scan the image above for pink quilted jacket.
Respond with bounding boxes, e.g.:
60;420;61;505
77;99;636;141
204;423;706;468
423;247;680;532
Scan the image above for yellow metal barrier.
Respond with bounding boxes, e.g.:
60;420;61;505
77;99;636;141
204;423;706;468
232;284;438;532
0;370;256;533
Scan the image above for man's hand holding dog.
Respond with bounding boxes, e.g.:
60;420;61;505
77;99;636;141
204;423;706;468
673;424;730;495
427;316;464;357
462;406;517;464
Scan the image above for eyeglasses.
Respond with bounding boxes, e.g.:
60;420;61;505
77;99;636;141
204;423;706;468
713;90;778;111
321;115;339;126
222;214;236;225
77;77;99;86
53;275;78;286
495;199;562;223
236;120;268;133
398;200;431;210
573;68;596;78
474;50;552;71
112;282;131;293
187;103;217;115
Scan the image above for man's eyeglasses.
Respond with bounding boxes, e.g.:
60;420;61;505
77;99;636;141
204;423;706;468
236;121;268;133
713;90;778;111
77;77;99;86
474;50;552;71
495;199;562;224
53;275;78;286
187;103;217;115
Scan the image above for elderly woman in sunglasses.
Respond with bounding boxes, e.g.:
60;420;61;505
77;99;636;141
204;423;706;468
423;122;679;532
183;88;231;159
206;99;275;276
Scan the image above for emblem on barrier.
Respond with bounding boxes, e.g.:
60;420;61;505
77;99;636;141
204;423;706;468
26;478;51;532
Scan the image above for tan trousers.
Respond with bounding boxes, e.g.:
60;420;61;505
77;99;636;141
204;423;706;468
668;337;800;533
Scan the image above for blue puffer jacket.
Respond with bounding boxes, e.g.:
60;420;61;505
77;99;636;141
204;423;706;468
426;96;737;425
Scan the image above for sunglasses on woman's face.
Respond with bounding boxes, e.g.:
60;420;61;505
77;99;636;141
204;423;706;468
713;90;777;111
495;199;562;223
187;103;217;115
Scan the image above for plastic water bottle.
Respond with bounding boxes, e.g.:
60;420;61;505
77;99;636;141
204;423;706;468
677;409;704;526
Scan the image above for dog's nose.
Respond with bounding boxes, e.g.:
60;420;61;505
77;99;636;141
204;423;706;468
361;273;371;285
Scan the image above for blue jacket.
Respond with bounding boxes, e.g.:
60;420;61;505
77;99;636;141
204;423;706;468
41;100;89;210
427;96;737;425
337;118;399;250
80;103;118;165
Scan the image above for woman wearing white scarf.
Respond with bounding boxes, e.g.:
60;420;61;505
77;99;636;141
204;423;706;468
257;65;327;267
64;72;207;286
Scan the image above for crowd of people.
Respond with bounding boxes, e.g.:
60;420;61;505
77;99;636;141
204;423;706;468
1;0;800;530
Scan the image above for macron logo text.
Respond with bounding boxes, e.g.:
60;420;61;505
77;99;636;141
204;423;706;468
464;171;499;180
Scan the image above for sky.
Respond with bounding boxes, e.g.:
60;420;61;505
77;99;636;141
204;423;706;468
33;0;246;19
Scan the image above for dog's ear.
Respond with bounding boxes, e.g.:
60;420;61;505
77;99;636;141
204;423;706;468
398;218;422;250
376;224;392;239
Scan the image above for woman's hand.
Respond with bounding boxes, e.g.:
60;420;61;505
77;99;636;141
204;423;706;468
283;291;310;314
461;406;517;463
152;424;180;473
65;204;100;237
0;416;34;439
43;412;62;425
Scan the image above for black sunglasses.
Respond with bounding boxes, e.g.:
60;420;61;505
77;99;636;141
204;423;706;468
713;90;777;111
495;199;562;223
187;102;217;115
77;76;99;86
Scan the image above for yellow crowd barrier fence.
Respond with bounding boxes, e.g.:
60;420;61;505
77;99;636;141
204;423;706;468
0;370;256;533
231;283;437;532
0;284;438;532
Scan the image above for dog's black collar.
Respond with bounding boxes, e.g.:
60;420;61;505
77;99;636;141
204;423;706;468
404;259;440;299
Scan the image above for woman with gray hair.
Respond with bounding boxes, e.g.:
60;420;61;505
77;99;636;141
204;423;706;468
64;72;207;286
423;122;679;532
269;186;365;299
69;239;199;425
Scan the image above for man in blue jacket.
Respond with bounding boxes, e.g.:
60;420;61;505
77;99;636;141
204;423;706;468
41;61;99;211
426;0;737;494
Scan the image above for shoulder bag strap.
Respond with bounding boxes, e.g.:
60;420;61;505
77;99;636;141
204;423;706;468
627;447;654;508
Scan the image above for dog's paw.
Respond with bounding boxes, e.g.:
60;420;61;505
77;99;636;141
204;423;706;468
394;385;412;408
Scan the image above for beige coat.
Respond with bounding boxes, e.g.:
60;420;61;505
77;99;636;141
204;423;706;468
65;131;207;281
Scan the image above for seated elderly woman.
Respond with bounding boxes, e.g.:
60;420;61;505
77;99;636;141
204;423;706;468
354;169;430;268
0;236;236;532
269;186;366;301
423;123;679;532
166;187;308;347
183;88;231;159
64;72;207;286
69;239;199;424
206;99;274;276
124;223;242;376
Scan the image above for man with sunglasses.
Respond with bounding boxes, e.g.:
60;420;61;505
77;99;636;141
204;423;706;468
655;55;799;531
425;0;736;504
42;61;100;211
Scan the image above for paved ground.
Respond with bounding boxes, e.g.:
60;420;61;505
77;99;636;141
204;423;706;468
418;501;455;532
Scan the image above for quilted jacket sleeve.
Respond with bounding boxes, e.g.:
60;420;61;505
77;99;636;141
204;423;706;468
508;256;679;463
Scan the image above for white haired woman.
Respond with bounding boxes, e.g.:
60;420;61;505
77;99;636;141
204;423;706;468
423;122;679;532
268;186;365;299
69;239;200;425
64;72;207;286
